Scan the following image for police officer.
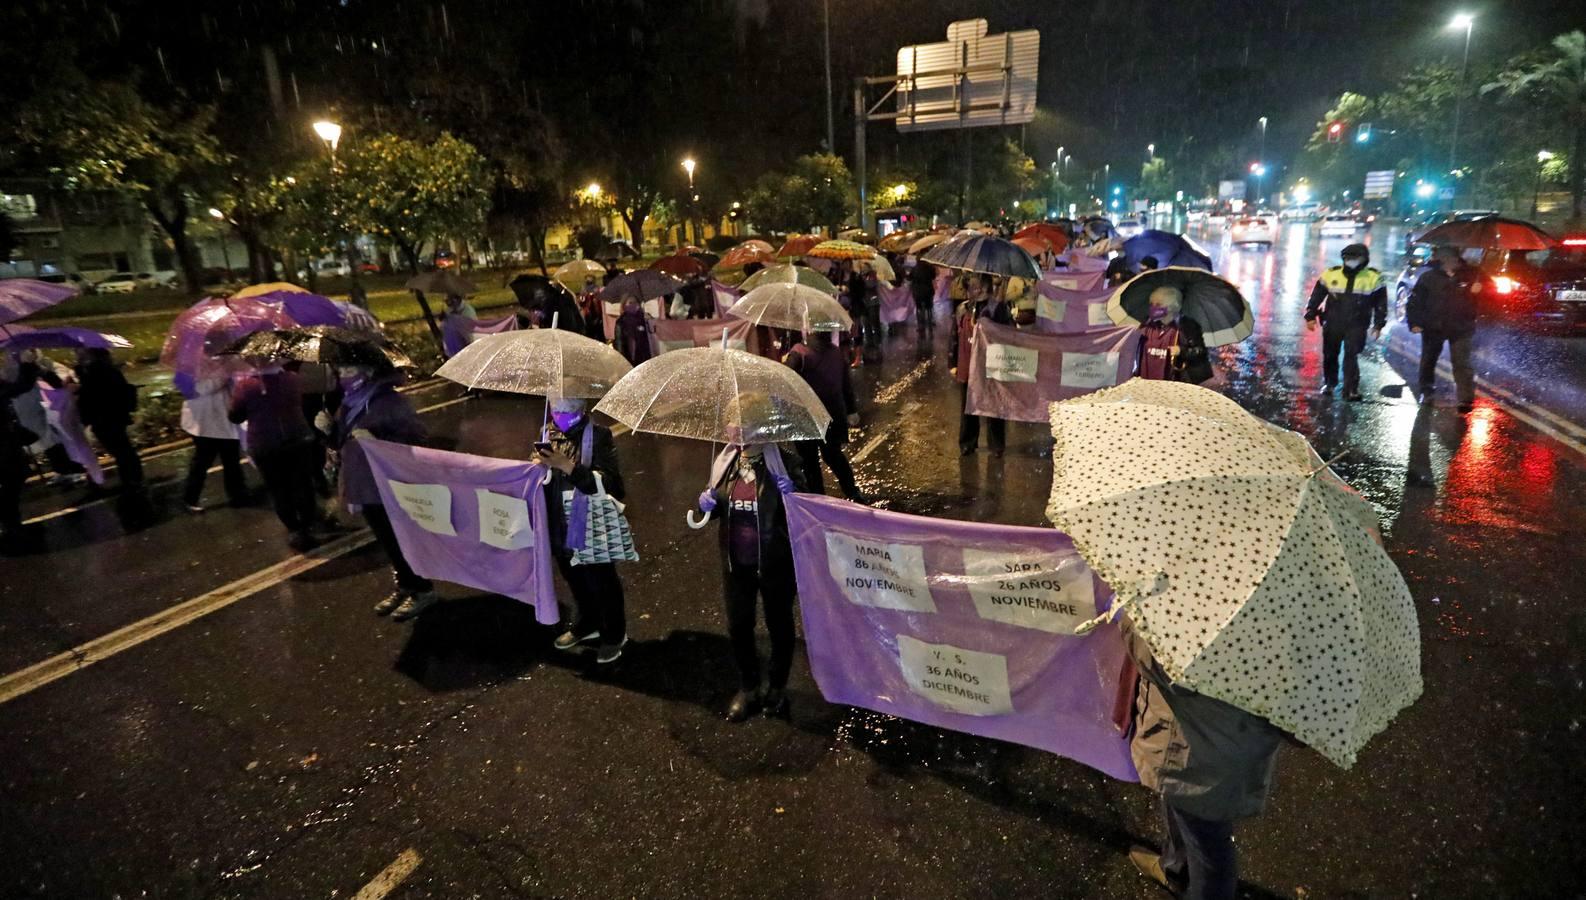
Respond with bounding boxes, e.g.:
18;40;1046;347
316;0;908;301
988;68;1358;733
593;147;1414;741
1304;243;1386;401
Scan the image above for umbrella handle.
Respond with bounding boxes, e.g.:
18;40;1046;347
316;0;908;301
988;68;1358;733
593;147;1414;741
685;509;711;530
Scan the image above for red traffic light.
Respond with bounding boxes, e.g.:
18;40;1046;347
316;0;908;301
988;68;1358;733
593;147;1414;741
1329;122;1343;134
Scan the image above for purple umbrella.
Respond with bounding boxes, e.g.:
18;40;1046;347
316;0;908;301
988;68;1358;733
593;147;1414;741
0;279;79;325
0;324;131;351
160;297;296;378
243;289;350;327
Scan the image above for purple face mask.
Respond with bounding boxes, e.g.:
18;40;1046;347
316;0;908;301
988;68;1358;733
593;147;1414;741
1149;305;1170;320
551;410;584;433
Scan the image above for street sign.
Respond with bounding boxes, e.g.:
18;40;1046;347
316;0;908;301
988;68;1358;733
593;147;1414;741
1363;170;1395;200
894;20;1039;132
1218;180;1247;202
1439;187;1456;200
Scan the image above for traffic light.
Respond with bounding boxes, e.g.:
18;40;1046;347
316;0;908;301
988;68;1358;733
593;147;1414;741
1356;122;1372;143
1327;121;1344;143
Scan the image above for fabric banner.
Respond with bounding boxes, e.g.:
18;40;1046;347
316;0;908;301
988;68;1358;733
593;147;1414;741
1057;252;1110;274
878;282;915;324
39;386;105;485
650;317;758;355
933;271;953;307
785;493;1137;780
602;298;667;342
473;314;520;335
1042;269;1108;293
966;320;1140;423
359;438;559;623
712;280;742;319
1031;282;1115;334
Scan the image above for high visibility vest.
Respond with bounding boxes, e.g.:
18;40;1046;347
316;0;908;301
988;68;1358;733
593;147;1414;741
1320;266;1381;296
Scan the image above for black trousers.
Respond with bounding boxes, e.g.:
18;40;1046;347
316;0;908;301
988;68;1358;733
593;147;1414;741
958;382;1005;452
0;459;23;532
1417;328;1476;405
1159;796;1238;900
724;563;797;691
862;304;884;351
91;423;142;486
43;444;84;476
912;288;935;329
796;422;859;499
362;503;433;593
182;436;247;507
254;442;319;533
555;555;626;644
1321;324;1368;393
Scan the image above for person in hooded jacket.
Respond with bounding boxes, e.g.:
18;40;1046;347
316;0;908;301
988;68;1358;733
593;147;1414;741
1134;286;1213;385
1406;245;1481;413
949;274;1013;456
697;443;807;721
1304;243;1386;401
614;295;653;366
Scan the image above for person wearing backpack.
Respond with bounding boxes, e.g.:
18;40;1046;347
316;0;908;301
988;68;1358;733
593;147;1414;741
74;348;142;490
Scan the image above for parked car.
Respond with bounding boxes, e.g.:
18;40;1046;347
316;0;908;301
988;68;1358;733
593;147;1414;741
1391;244;1548;323
1403;209;1500;252
1229;216;1274;246
296;259;350;280
1529;235;1586;329
434;250;458;269
94;271;174;293
1319;213;1364;238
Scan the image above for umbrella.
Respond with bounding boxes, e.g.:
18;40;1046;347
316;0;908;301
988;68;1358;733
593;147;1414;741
508;273;578;307
690;251;721;268
1046;379;1423;769
435;328;632;398
222;325;413;370
727;282;853;332
854;255;896;282
737;239;778;255
877;230;923;253
837;229;876;245
908;232;955;255
240;288;351;327
553;259;608;294
1012;223;1071;253
598;269;684;302
1121;230;1215;271
405;270;477;295
962;221;997;234
776;235;822;258
161;297;298;378
0;279;79;325
738;263;838;296
1412;216;1555;251
922;234;1041;281
651;254;709;278
716;243;779;270
805;239;876;261
0;324;131;351
231;281;308;300
1109;267;1252;347
594;239;640;260
1012;234;1056;257
594;346;830;444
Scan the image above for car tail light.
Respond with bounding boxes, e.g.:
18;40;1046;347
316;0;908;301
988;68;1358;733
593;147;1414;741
1563;237;1586;247
1492;275;1520;294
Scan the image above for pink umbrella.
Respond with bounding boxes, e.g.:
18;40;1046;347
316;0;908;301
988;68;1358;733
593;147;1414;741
0;279;79;325
0;324;131;351
160;297;296;378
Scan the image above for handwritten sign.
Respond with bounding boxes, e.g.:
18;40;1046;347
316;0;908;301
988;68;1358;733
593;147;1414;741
823;532;935;613
1036;296;1065;323
476;488;533;551
984;343;1039;383
388;481;457;536
1060;351;1121;389
897;634;1013;716
1087;302;1114;327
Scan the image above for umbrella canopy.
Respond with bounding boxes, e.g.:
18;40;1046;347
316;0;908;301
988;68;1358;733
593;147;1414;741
594;346;830;444
598;269;684;302
806;239;876;261
1012;223;1072;253
1011;234;1057;257
776;235;822;258
223;325;413;371
738;263;838;296
0;324;131;351
877;230;923;253
508;273;578;307
553;259;608;294
651;254;710;278
837;229;877;245
594;239;640;260
406;270;477;295
1121;230;1215;271
240;288;350;327
737;239;778;255
690;251;721;268
0;279;78;325
1109;267;1253;347
231;281;308;300
435;328;631;398
962;221;997;234
922;234;1040;280
908;232;955;255
727;282;853;332
1046;379;1423;769
1412;216;1555;251
854;255;896;282
716;243;779;271
161;297;298;378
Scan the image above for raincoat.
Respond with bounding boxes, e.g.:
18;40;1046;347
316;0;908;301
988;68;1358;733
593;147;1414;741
330;377;426;507
1406;264;1480;337
704;447;806;572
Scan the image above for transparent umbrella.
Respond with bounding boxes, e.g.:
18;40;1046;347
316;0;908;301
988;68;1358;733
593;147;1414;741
435;329;632;398
553;259;608;294
594;345;830;444
738;263;838;296
728;282;852;332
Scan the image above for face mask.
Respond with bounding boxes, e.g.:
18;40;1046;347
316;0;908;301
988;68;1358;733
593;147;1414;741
550;410;583;433
1149;305;1171;320
1342;258;1363;270
339;372;366;391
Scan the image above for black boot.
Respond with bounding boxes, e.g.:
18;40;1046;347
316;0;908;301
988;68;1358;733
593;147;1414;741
725;689;761;723
762;687;790;719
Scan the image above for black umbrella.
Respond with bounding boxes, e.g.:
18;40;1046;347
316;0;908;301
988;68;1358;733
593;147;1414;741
689;251;721;268
1109;267;1253;347
222;326;414;370
595;239;640;261
921;233;1041;281
507;273;576;307
598;269;685;302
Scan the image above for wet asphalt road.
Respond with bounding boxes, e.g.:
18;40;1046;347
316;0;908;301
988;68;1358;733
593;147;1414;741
2;225;1583;899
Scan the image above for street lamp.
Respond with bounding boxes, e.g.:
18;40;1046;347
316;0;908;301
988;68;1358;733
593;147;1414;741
681;157;698;246
310;119;362;296
208;208;233;277
1258;117;1268;161
1533;150;1556;216
1147;143;1155;159
891;183;908;201
1448;14;1475;190
312;120;342;152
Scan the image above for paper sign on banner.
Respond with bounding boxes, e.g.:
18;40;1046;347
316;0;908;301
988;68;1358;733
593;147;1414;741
1087;302;1114;327
389;481;458;536
708;335;748;351
897;634;1014;716
984;343;1039;383
476;488;533;551
823;531;935;612
1036;296;1065;323
960;549;1097;634
1049;276;1083;290
1060;351;1121;389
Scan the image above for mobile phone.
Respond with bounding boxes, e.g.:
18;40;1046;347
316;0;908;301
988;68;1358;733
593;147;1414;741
533;441;555;454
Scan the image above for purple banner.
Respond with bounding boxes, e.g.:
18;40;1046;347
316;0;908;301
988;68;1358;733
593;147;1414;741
966;320;1140;423
1042;269;1108;293
473;314;520;335
359;438;559;623
1057;252;1110;274
651;317;759;355
786;493;1137;780
1031;282;1115;334
878;282;914;324
711;280;742;319
40;386;105;485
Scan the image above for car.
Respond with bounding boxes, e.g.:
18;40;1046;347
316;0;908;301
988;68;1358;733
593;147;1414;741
94;272;147;294
1392;244;1549;323
296;259;351;280
1186;209;1207;224
1281;203;1322;222
1531;235;1586;328
358;261;381;274
1229;216;1273;246
1319;213;1364;238
1115;218;1146;240
434;250;458;269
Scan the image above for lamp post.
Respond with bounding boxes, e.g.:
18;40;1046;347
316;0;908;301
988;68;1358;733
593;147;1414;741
823;0;834;154
311;119;365;299
681;157;697;248
1249;162;1268;205
208;208;233;278
1448;14;1475;194
1147;142;1155;160
1258;117;1267;162
1533;150;1555;217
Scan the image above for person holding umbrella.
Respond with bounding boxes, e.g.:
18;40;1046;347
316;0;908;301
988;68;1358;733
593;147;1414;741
783;330;862;502
179;374;249;512
229;362;321;552
949;274;1012;456
74;348;142;491
1304;243;1387;402
907;256;937;334
1406;245;1480;412
1109;268;1253;386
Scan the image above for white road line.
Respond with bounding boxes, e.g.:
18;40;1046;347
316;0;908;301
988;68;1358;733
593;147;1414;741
351;848;423;900
0;531;372;706
851;432;888;464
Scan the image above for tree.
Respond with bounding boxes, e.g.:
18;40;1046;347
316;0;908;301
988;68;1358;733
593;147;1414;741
1487;31;1586;222
336;133;491;274
964;139;1036;222
742;154;855;235
1138;158;1176;202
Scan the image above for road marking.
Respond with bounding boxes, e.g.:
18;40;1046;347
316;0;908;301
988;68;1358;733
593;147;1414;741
352;848;423;900
851;432;888;464
0;531;372;706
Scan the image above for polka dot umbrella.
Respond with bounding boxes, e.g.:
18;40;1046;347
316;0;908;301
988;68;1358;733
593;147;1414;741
1046;378;1423;769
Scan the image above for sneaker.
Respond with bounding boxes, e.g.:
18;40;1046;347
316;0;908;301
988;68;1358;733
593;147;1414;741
184;502;205;514
391;591;440;621
595;637;629;665
374;590;407;615
725;689;761;723
553;629;601;651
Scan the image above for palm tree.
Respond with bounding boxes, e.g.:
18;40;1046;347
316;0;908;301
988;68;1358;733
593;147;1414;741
1486;32;1586;224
